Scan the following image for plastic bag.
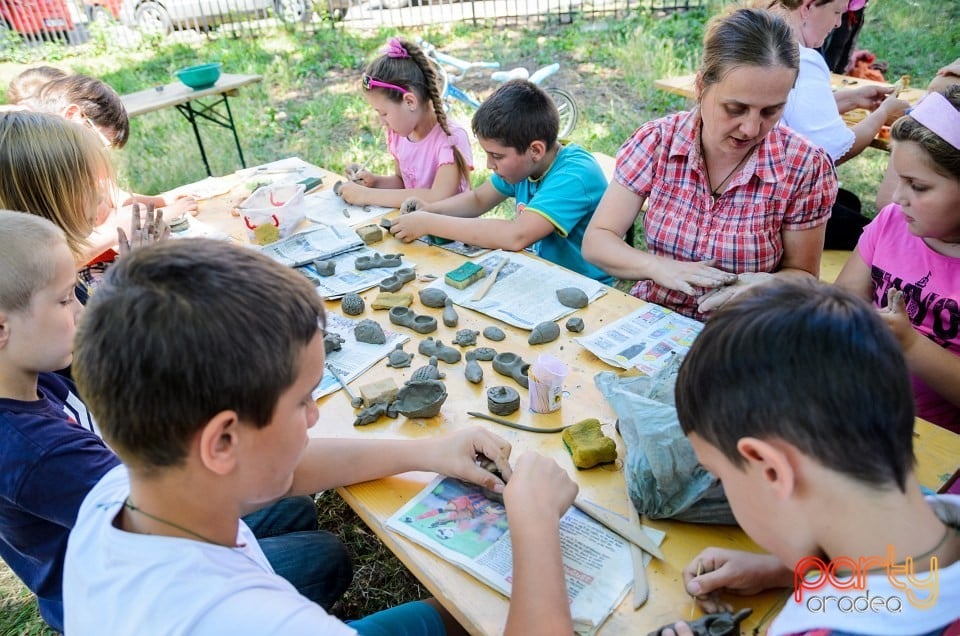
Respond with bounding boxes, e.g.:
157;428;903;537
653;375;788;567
238;183;306;245
595;355;736;524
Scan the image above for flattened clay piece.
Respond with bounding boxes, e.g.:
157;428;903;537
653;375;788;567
312;259;337;277
379;275;403;292
418;288;448;308
389;306;438;334
648;609;753;636
487;385;520;415
371;292;413;310
324;332;345;354
492;352;530;388
354;319;386;345
556;287;588;309
482;326;505;341
528;321;560;345
359;377;399;405
444;261;485;289
385;343;413;368
356;224;383;245
565;317;585;333
353;401;400;427
379;217;393;230
452;329;479;347
561;418;618;469
471;347;497;361
442;298;459;328
393;379;448;418
464;351;483;384
410;356;445;381
418;337;462;364
395;267;416;283
355;253;402;270
341;293;365;316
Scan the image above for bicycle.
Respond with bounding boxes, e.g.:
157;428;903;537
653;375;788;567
418;39;580;140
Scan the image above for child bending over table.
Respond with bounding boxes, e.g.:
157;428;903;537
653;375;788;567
661;279;959;635
835;87;960;433
64;238;579;636
338;37;474;210
389;79;613;284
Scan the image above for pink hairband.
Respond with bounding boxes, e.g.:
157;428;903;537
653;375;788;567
909;91;960;150
382;37;409;59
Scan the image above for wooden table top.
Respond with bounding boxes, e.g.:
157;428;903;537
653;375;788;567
120;73;263;118
193;169;959;635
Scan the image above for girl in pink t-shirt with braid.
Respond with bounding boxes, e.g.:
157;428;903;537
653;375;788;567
338;37;473;209
836;87;960;433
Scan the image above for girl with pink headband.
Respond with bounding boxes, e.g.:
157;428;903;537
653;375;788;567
337;37;473;210
837;87;960;433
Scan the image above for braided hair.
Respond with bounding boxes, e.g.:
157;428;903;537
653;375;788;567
364;38;471;188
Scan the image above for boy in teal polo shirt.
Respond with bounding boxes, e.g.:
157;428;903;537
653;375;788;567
389;80;613;284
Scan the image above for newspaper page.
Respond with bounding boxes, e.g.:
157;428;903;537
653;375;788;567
260;224;364;267
575;302;703;375
304;189;392;228
421;250;607;330
298;247;417;300
387;475;651;635
236;156;327;190
313;312;409;400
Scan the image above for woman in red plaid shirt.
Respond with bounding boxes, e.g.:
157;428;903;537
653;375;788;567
583;7;837;321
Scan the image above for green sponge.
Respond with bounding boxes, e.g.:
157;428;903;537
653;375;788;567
444;262;486;290
562;418;618;469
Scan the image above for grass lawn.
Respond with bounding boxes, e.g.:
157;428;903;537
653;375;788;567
1;1;957;632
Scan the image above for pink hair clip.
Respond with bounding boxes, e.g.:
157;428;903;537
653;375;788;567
910;92;960;150
382;37;409;59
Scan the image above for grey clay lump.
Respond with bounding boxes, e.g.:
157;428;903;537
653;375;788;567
442;298;459;328
341;293;365;316
354;319;386;345
556;287;588;309
482;326;505;341
528;321;560;345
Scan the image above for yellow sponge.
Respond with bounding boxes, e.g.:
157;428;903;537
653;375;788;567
561;418;618;469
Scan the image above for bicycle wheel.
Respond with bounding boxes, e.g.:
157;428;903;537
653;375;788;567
545;87;579;140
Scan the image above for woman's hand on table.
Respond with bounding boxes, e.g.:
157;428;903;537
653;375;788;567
428;427;513;494
696;271;774;314
117;202;170;258
652;257;738;296
682;548;792;614
389;211;433;243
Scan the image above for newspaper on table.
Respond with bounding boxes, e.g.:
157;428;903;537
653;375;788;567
304;189;392;228
313;312;409;400
236;156;327;190
416;236;490;258
387;475;664;635
575;302;704;376
165;174;242;201
168;215;232;241
298;246;416;300
260;224;364;268
422;250;607;330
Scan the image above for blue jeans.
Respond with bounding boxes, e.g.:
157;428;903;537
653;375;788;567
242;495;353;610
350;601;445;636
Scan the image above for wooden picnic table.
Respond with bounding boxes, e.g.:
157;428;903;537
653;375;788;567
190;167;958;634
653;72;925;152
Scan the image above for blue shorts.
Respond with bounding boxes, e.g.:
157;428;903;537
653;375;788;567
349;601;445;636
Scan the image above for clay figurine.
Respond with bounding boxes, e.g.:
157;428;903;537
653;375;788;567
311;259;337;277
356;224;383;245
492;352;530;388
470;347;497;361
379;275;403;292
395;267;416;283
452;329;479;347
565;316;585;333
487;385;520;415
354;319;386;345
418;287;448;308
528;321;560;345
371;292;413;310
464;351;483;384
556;287;589;309
341;293;365;316
388;306;438;334
353;401;399;427
385;343;413;368
393;379;448;418
410;356;445;381
323;331;345;354
418;337;462;364
442;298;459;328
379;217;393;230
647;609;752;636
355;253;402;270
482;326;505;341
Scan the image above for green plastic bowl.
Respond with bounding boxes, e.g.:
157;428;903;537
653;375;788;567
175;63;222;90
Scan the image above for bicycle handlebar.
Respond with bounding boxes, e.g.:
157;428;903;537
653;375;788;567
419;38;500;79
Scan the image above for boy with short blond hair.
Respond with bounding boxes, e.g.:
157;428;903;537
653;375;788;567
65;238;579;635
388;80;613;284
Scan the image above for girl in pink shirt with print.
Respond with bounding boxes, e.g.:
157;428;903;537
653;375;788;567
338;37;473;209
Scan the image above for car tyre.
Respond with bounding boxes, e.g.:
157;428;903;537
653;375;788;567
380;0;409;8
135;1;172;34
274;0;312;23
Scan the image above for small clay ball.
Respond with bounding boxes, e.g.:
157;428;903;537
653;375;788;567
341;293;365;316
556;287;589;309
565;317;585;333
482;326;505;341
